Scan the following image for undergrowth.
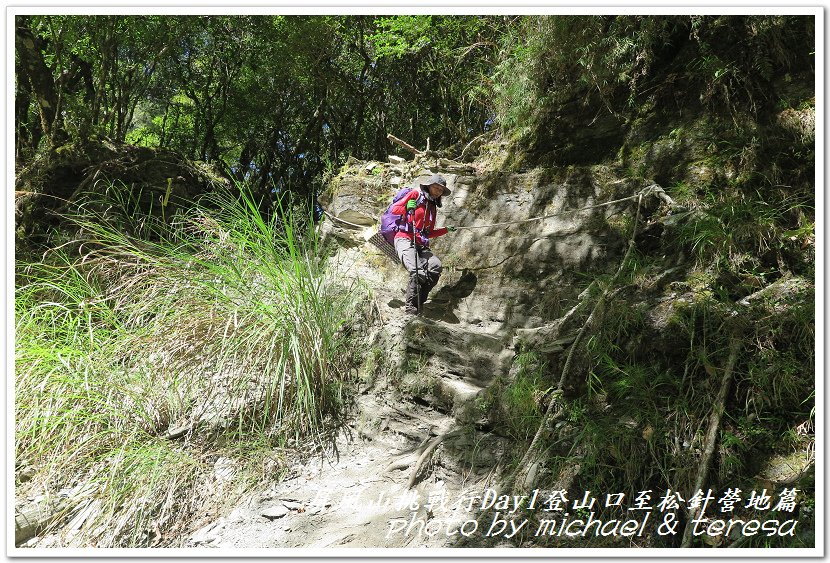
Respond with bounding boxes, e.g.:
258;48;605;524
482;351;551;443
15;182;366;547
491;176;814;548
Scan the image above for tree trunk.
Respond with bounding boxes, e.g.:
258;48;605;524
680;334;743;548
15;57;35;157
15;16;60;144
92;16;118;131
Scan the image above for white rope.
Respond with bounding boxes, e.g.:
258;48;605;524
322;210;372;229
323;185;665;232
452;193;640;230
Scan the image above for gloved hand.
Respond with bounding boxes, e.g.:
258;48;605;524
447;225;456;232
406;199;417;212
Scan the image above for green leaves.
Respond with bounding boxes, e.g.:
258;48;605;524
15;180;366;546
370;16;434;59
18;15;507;198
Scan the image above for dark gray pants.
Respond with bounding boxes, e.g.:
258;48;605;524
394;238;442;312
394;238;443;282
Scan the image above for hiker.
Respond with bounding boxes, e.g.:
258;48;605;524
390;174;455;315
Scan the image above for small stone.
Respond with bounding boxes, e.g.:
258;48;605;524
281;500;303;510
261;504;290;519
191;519;223;544
213;457;235;482
18;466;35;483
228;507;246;522
388;156;405;165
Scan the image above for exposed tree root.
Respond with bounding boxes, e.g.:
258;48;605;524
511;193;646;492
407;431;459;489
380;429;465;489
680;333;743;548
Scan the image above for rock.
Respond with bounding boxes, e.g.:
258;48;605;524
163;423;194;440
777;106;815;143
191;519;224;545
261;504;290;519
227;507;246;523
280;500;304;510
20;536;40;548
213;457;235;482
738;276;812;310
388;156;406;165
619;416;637;429
436;158;475;174
17;466;35;484
757;450;813;484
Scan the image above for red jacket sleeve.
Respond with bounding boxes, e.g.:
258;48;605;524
390;189;420;215
431;227;448;238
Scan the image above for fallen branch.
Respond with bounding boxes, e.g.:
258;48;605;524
680;333;743;548
387;133;439;158
387;133;423;156
15;497;72;545
15;483;97;546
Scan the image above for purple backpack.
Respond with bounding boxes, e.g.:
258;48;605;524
379;187;423;244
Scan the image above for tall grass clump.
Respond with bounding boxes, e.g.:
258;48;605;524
15;182;364;546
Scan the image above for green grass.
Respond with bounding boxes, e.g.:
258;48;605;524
15;182;365;546
484;351;551;442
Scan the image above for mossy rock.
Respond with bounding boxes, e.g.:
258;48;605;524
15;139;229;249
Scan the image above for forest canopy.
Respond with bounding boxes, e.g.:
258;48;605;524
16;15;506;202
17;14;813;204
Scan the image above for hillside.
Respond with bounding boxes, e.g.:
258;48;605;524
14;13;816;552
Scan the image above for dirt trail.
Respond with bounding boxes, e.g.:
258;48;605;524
188;276;511;549
180;164;615;550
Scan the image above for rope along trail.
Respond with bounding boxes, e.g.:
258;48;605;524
323;184;667;231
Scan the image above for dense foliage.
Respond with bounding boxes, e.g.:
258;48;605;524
16;15;506;202
17;14;813;205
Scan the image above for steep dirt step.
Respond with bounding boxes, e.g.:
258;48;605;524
399;316;514;416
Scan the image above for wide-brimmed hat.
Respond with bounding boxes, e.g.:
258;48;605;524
419;174;451;197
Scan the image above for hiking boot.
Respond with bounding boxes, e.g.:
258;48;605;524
418;274;439;308
404;275;421;314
